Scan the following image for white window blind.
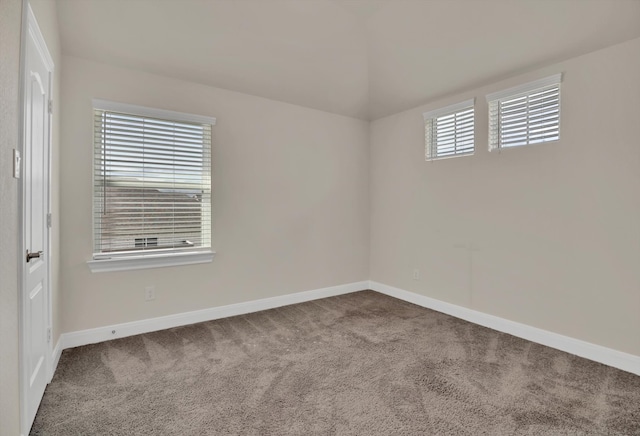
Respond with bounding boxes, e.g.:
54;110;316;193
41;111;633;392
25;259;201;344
424;99;475;160
92;100;214;259
487;73;562;151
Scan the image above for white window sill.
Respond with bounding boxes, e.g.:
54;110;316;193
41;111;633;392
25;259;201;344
426;151;474;162
87;251;215;273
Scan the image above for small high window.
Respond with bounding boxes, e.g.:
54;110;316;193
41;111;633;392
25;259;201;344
423;99;475;161
486;74;562;151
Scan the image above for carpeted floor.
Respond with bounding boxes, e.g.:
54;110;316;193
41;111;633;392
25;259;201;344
31;291;640;435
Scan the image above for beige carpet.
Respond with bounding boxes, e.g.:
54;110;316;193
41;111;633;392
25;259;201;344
31;291;640;435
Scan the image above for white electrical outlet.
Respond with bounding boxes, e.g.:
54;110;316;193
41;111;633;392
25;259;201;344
413;269;420;280
145;286;156;301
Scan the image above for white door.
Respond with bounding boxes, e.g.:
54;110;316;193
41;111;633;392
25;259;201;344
22;6;53;432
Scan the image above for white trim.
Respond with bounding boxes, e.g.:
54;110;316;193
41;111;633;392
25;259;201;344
59;281;368;350
87;250;215;273
50;338;62;383
426;151;475;162
485;73;563;102
369;281;640;376
423;98;475;121
51;280;640;380
92;98;216;125
20;5;55;435
18;5;29;435
27;7;54;71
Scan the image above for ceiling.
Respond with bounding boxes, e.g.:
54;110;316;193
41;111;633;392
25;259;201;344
56;0;640;120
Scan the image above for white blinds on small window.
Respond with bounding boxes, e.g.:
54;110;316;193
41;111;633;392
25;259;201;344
487;74;562;151
93;101;213;258
424;99;475;160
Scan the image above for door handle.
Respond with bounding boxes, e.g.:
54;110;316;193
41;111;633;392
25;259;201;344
26;250;43;263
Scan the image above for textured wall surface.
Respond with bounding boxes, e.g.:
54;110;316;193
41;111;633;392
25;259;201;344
0;0;23;434
370;37;640;356
60;55;370;333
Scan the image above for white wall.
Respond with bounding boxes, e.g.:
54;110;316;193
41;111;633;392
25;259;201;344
0;1;24;433
370;37;640;356
60;55;370;333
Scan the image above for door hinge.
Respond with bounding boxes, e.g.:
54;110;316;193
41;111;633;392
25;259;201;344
47;328;51;344
47;213;52;228
48;99;53;114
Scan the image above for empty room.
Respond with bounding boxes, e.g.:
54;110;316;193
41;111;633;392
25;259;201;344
1;0;640;434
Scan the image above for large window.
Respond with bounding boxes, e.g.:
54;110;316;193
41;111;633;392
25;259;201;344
423;99;475;160
90;100;215;272
486;74;562;151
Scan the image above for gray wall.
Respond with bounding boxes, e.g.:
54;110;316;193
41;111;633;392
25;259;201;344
370;37;640;356
0;0;23;434
60;55;370;333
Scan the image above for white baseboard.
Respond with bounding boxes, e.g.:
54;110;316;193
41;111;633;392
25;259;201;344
49;337;63;382
369;281;640;376
56;279;640;377
60;281;368;351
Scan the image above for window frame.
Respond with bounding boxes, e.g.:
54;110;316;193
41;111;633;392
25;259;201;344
423;98;475;161
87;99;216;273
486;73;563;152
